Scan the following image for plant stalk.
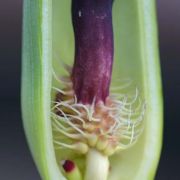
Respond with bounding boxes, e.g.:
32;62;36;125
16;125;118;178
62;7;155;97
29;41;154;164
85;149;109;180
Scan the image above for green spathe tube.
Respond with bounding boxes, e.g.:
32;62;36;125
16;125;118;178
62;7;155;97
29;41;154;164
21;0;163;180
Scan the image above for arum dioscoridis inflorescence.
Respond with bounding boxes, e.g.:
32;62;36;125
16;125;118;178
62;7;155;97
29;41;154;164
22;0;163;180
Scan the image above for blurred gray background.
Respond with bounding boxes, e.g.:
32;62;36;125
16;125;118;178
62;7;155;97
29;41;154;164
0;0;179;179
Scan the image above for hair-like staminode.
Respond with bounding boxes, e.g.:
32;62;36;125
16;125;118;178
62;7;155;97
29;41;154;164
51;63;146;156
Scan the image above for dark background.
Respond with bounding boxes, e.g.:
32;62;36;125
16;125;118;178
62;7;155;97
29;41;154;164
0;0;179;179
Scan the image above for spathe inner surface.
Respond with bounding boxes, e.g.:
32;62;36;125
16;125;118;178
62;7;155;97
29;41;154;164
52;0;148;179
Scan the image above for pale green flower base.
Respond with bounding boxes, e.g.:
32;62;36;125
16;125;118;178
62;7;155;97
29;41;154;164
85;149;109;180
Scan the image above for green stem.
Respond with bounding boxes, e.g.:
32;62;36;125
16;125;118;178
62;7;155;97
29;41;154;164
85;149;109;180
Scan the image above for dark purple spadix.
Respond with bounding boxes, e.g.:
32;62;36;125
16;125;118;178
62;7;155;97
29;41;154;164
72;0;114;104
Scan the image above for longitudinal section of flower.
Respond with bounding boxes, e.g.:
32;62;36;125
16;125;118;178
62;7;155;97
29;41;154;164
52;0;145;157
